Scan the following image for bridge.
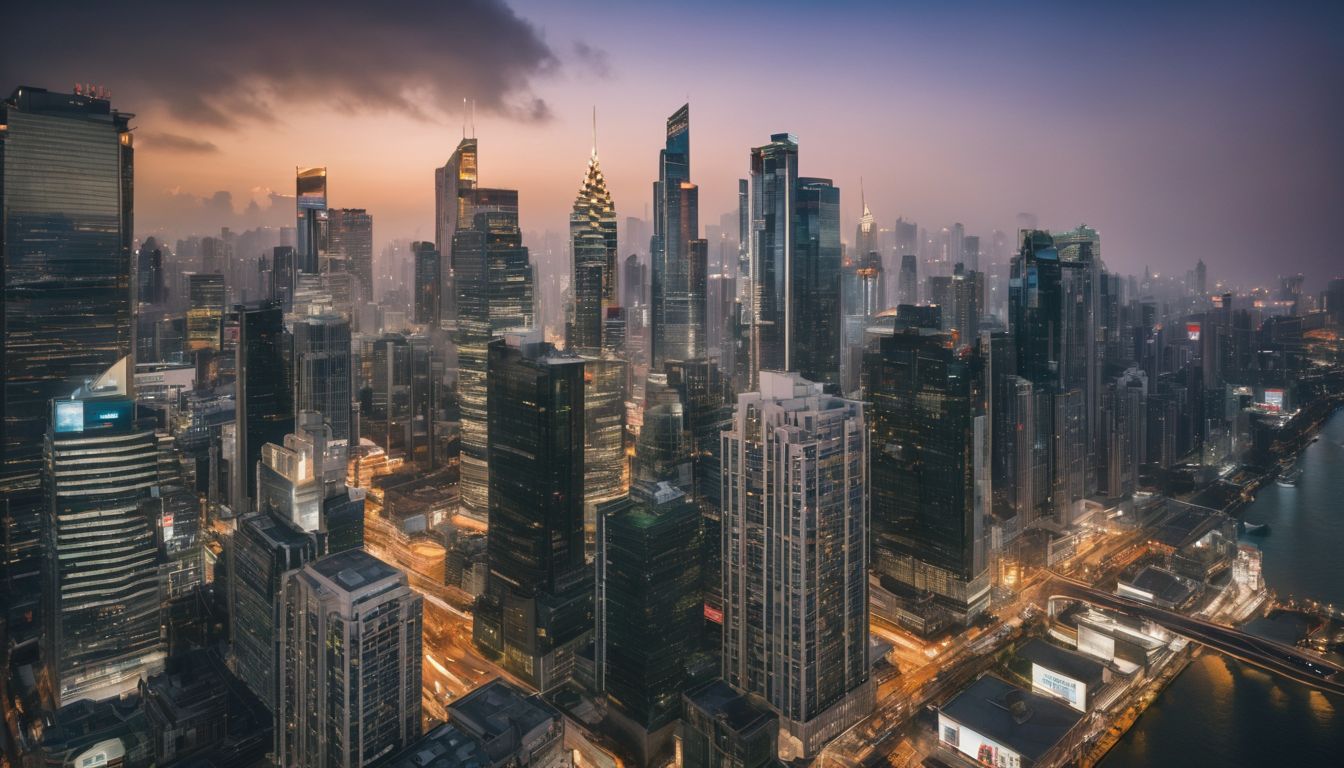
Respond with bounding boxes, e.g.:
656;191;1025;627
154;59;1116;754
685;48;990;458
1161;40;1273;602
1045;573;1344;697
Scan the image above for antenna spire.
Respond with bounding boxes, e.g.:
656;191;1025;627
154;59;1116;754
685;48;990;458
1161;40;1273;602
470;99;476;139
462;97;467;139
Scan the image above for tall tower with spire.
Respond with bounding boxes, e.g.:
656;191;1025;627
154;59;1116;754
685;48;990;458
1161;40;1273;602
855;180;877;260
570;109;618;354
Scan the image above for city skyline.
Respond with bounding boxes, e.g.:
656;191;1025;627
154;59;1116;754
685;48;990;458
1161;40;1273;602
3;1;1342;286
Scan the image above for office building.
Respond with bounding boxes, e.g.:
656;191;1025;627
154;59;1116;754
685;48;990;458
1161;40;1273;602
793;177;842;387
747;134;798;380
679;680;779;768
454;189;534;519
583;356;629;541
272;245;296;310
413;241;441;326
278;550;422;767
43;358;164;706
898;253;918;306
137;237;167;305
447;680;567;768
864;325;990;630
186;272;226;351
595;481;701;762
474;335;590;690
234;302;294;514
327;207;373;300
258;411;365;552
292;312;353;443
650;104;707;365
435;137;478;327
296;167;327;274
229;509;323;712
721;372;872;757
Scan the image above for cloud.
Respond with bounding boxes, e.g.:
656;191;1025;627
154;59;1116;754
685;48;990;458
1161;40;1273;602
572;41;612;78
1;0;562;129
140;132;219;154
140;188;293;239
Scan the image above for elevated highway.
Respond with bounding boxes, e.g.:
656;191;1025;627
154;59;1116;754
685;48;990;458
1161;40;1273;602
1047;573;1344;697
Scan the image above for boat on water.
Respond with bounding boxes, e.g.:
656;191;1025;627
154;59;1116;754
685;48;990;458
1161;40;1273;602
1242;521;1271;536
1276;466;1302;487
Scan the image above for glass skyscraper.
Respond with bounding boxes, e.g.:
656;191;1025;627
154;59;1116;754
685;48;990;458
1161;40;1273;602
292;312;352;443
234;302;294;514
295;166;327;275
793;177;842;388
473;334;590;690
454;189;534;520
325;207;373;300
435;137;478;328
651;104;707;365
1;87;135;628
570;138;617;354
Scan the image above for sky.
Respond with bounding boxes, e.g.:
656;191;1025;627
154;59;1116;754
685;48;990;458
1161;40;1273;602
4;0;1342;288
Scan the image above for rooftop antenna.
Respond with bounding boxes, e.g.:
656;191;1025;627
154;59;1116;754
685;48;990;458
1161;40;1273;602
470;99;476;139
462;97;467;140
861;176;866;211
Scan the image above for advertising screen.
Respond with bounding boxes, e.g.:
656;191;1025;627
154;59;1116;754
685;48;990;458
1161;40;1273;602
1263;389;1285;411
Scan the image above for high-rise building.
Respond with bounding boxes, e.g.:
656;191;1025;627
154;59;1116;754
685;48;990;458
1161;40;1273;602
2;87;135;622
278;550;423;767
583;356;629;544
680;680;780;768
228;509;322;712
186;272;226;352
295;167;327;275
43;358;164;706
570;129;618;355
258;411;365;552
271;246;296;310
412;241;441;326
793;177;842;387
234;302;294;514
435;137;478;327
747;134;798;381
454;190;534;519
137;237;168;305
651;104;706;365
721;371;872;757
864;325;990;631
898;253;918;306
595;481;702;761
292;312;352;443
474;335;590;689
327;207;373;300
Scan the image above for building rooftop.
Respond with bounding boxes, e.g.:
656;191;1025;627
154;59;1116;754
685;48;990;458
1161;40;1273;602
379;722;487;768
1120;565;1198;606
940;675;1082;763
1018;639;1106;690
449;679;560;747
683;680;777;737
310;548;401;591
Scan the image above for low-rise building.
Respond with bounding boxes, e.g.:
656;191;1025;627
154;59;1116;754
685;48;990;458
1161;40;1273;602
679;680;779;768
1018;639;1109;713
937;675;1085;768
448;680;569;768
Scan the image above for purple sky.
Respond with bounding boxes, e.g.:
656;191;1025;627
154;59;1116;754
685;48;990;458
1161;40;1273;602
4;0;1341;288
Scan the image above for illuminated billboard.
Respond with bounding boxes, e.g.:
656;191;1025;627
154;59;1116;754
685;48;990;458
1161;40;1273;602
53;398;133;434
296;166;327;210
1186;322;1201;342
1263;389;1284;411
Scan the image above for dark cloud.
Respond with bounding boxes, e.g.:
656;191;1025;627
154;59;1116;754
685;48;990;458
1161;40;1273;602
139;188;293;239
572;41;612;78
139;132;218;154
1;0;561;128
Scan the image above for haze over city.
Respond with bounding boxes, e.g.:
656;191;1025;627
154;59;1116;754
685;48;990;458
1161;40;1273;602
4;0;1342;285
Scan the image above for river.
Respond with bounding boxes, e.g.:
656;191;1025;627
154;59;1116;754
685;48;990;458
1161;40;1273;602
1102;407;1344;766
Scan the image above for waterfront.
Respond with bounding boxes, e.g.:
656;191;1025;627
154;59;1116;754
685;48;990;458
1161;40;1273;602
1104;408;1344;766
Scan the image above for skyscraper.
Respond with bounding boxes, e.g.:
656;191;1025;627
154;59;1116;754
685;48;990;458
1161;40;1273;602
864;325;990;631
234;302;294;514
570;126;618;354
793;177;842;387
898;253;918;306
186;272;225;352
454;189;535;519
229;508;322;712
650;104;706;365
292;312;352;443
435;137;478;328
2;87;135;622
583;356;629;544
258;411;365;552
595;481;702;762
295;167;327;275
278;550;423;767
474;335;590;689
137;237;167;305
326;207;373;300
43;358;164;706
748;134;798;380
412;241;441;326
721;371;872;757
